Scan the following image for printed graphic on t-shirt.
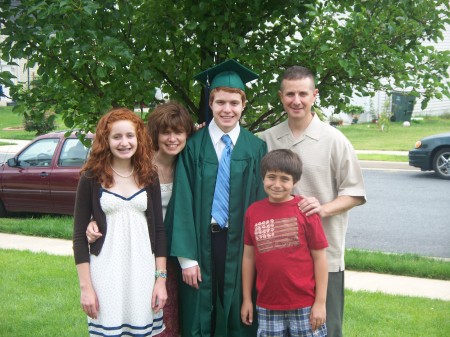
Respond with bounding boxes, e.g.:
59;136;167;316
254;217;299;253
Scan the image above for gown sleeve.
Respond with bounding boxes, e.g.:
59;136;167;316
169;142;198;261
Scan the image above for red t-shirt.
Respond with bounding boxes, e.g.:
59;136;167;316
244;195;328;310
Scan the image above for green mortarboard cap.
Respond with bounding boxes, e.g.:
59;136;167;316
194;59;259;91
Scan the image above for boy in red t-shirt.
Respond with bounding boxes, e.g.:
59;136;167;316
241;149;328;336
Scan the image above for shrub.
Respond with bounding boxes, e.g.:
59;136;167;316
23;110;56;135
345;104;365;115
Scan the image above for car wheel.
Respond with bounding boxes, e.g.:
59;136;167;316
0;200;6;217
432;147;450;180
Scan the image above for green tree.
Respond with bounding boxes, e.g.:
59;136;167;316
1;0;449;133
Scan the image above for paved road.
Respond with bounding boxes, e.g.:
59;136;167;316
347;167;450;258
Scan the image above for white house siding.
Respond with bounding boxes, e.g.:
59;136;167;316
351;23;450;117
411;22;450;116
0;34;39;106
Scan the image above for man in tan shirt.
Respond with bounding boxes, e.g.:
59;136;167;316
260;65;366;337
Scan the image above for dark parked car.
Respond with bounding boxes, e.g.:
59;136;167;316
0;131;92;217
408;132;450;180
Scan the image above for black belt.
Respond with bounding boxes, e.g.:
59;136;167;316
211;223;228;233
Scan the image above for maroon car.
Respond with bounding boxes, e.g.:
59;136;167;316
0;131;92;217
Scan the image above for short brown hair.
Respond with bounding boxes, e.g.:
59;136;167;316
260;149;303;183
147;102;195;151
280;66;316;91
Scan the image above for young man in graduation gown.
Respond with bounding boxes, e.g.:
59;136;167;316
168;59;267;337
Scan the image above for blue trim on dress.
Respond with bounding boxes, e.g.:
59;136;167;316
100;188;146;201
88;316;164;336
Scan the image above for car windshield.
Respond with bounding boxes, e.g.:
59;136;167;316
18;138;59;167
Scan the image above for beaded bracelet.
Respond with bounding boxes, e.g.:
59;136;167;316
155;270;168;278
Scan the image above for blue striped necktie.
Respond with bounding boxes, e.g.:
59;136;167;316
211;134;232;228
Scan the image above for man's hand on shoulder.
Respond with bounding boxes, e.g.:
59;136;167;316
298;195;322;217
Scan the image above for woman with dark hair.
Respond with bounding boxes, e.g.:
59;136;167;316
73;107;167;336
147;102;194;337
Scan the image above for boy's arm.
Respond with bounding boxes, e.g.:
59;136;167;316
310;248;328;331
241;244;256;325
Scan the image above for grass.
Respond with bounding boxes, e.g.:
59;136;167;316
1;249;448;337
0;250;87;337
344;290;450;337
0;106;36;140
339;116;450;151
357;154;408;162
346;249;450;280
0;106;65;140
0;214;73;239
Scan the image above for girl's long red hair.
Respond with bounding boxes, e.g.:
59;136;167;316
81;107;157;188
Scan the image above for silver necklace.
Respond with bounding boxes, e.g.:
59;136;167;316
158;165;174;183
110;165;134;178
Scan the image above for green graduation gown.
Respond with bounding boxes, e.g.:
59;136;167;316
169;126;267;337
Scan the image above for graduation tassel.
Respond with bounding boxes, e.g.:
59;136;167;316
205;73;212;125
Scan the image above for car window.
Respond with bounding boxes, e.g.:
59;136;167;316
17;138;59;167
58;139;89;167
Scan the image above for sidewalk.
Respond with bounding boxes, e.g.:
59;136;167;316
0;233;449;301
0;138;30;153
355;150;408;156
0;139;30;162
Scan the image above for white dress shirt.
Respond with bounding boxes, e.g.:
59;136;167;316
178;120;240;269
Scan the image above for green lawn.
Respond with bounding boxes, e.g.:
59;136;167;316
0;106;36;139
344;290;449;337
0;106;66;139
0;214;73;239
0;250;87;337
357;154;408;162
345;249;450;280
1;249;448;337
339;116;450;151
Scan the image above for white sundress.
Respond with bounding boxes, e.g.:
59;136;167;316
88;188;165;337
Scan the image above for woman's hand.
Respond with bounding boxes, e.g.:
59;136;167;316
152;278;167;313
80;284;99;319
194;122;206;132
86;220;102;243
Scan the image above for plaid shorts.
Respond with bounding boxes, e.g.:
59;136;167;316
256;306;327;337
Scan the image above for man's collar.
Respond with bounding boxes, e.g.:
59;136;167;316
209;119;240;145
283;112;321;141
303;113;321;140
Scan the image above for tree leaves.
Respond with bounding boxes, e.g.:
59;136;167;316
0;0;449;133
